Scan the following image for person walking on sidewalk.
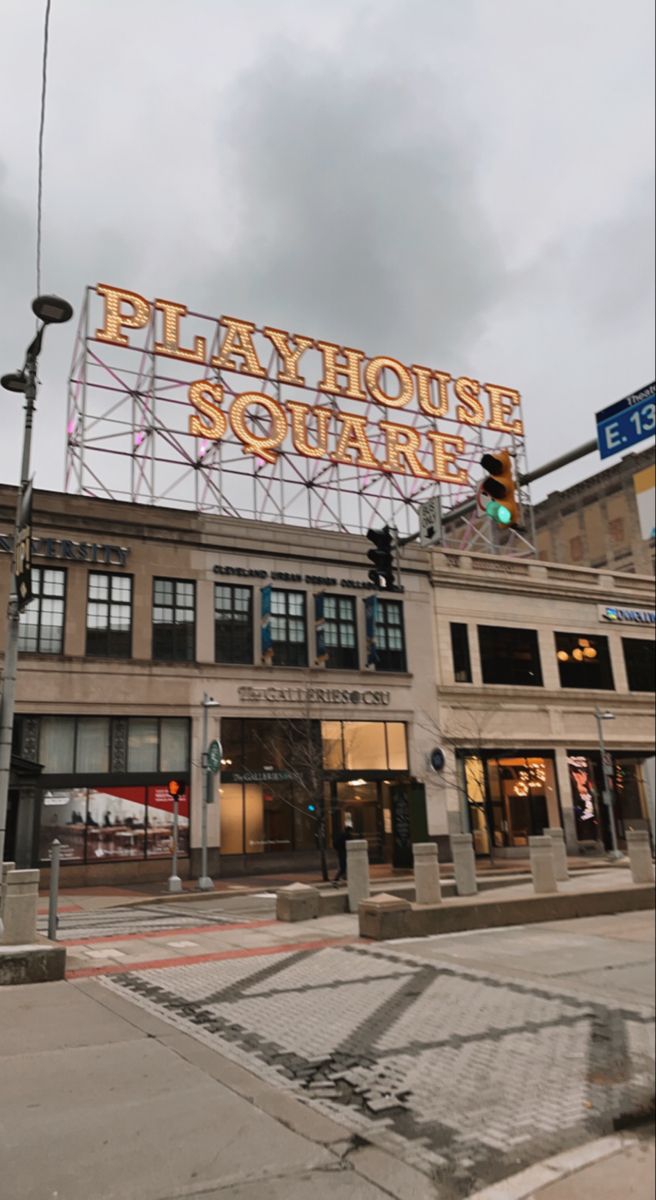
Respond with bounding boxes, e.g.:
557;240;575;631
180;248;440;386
333;820;354;885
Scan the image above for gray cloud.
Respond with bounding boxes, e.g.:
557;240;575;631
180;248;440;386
0;0;653;509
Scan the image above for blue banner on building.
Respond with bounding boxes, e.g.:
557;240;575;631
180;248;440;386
364;595;380;666
261;585;273;664
315;592;328;667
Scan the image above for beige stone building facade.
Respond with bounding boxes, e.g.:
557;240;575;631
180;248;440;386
533;445;655;575
0;484;654;884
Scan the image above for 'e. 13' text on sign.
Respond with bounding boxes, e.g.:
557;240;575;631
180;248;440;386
95;284;524;485
596;383;655;461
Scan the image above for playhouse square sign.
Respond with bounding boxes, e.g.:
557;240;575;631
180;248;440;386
94;284;524;486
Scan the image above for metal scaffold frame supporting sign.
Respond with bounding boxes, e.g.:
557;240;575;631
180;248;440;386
65;283;532;538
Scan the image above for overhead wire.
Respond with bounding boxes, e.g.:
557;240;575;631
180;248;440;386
36;0;53;297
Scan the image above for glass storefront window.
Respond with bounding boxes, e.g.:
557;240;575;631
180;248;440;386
471;754;560;850
86;787;147;861
160;718;190;772
567;754;602;842
321;722;344;769
386;723;408;771
39;788;87;862
39;717;75;774
127;718;158;773
39;784;191;864
220;783;245;855
464;755;490;856
343;722;387;770
614;757;650;836
75;717;110;773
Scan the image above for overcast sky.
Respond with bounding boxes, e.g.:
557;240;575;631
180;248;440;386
0;0;653;509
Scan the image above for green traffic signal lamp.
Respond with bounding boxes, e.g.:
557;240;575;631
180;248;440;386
485;498;512;525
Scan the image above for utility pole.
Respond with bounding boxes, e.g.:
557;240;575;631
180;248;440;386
0;295;73;909
595;707;623;861
199;694;220;890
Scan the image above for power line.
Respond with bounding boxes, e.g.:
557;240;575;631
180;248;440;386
36;0;53;297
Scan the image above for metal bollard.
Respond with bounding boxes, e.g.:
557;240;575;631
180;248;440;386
48;840;61;941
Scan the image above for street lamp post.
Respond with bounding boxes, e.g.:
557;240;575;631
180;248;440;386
0;296;73;903
594;707;623;861
199;693;220;891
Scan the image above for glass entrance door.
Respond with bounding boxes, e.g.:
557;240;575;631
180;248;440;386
334;781;386;863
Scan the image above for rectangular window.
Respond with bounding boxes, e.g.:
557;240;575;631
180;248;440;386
153;578;195;662
320;595;358;669
38;785;190;865
160;718;190;772
374;600;407;672
450;623;472;682
609;517;625;544
18;567;66;654
478;626;543;687
321;721;408;772
39;717;76;773
75;718;110;773
127;717;159;773
555;632;614;690
86;573;132;658
214;584;253;664
270;589;307;667
622;638;655;693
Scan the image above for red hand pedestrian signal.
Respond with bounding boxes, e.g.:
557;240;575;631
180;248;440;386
167;780;186;798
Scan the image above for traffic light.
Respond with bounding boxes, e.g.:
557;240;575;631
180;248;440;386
167;780;186;798
480;450;520;527
366;525;397;589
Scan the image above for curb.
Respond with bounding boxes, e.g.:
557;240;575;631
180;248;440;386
466;1132;643;1200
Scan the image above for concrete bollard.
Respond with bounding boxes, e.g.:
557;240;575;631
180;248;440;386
626;831;655;885
529;836;558;894
413;842;442;905
545;827;569;882
2;869;40;945
276;882;320;922
451;834;478;896
0;862;16;918
347;839;370;913
359;893;412;941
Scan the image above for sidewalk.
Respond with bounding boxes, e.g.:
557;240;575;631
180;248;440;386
37;854;626;914
2;906;653;1199
470;1132;654;1199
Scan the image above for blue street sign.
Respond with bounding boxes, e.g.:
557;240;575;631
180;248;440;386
596;382;655;460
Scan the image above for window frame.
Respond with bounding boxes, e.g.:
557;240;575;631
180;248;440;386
152;577;196;663
477;625;543;687
554;631;615;691
450;622;472;683
622;637;655;693
269;588;308;667
320;593;359;670
18;566;67;655
373;599;407;673
214;583;253;664
85;571;133;659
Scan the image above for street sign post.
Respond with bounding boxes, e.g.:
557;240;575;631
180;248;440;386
207;739;222;775
14;479;34;612
418;497;442;546
595;382;655;460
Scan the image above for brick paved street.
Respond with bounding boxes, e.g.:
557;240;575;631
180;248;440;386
101;912;655;1197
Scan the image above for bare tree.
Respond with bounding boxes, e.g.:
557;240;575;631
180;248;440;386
416;706;495;858
255;709;343;881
